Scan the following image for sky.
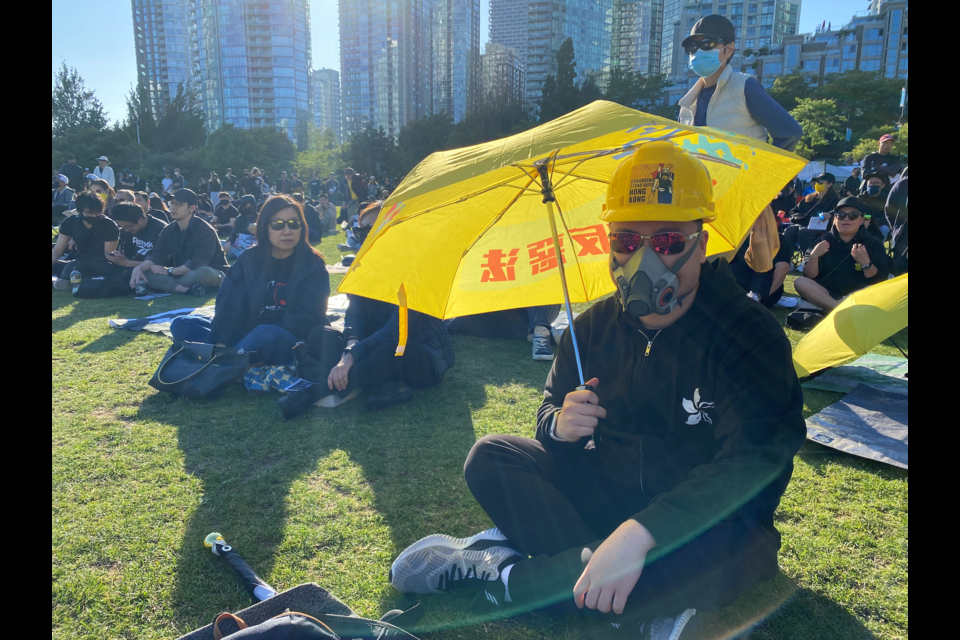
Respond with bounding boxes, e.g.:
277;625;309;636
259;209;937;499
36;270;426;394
52;0;865;125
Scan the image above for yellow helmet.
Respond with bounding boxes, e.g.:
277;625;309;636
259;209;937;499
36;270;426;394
600;141;716;223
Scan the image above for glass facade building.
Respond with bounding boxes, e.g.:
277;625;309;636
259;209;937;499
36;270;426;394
481;42;525;103
131;0;194;117
191;0;312;147
313;68;343;141
611;0;662;75
432;0;481;122
340;0;433;138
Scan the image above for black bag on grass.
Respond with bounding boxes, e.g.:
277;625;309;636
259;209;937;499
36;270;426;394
72;274;134;298
785;310;825;330
149;340;254;398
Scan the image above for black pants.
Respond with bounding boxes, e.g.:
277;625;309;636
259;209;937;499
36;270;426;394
307;327;441;395
783;225;826;255
446;305;561;342
728;261;783;307
464;435;780;621
54;259;121;280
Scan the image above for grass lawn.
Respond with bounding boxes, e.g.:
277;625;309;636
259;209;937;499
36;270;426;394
52;232;907;639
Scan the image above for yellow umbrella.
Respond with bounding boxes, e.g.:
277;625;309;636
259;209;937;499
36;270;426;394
793;273;909;378
339;100;805;377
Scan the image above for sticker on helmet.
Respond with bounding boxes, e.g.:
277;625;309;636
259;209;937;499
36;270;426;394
629;163;675;205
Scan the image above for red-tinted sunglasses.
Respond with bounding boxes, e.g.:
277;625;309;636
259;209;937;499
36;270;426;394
609;230;703;256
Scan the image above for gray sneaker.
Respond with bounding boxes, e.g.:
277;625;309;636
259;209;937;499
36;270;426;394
53;278;71;291
645;609;696;640
532;336;553;361
389;527;521;595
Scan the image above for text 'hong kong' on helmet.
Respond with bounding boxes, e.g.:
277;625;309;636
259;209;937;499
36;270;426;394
600;141;716;224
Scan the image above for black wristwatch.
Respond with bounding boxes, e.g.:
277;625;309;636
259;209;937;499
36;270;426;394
167;267;174;276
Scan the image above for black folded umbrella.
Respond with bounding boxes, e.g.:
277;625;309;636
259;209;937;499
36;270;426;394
204;532;278;602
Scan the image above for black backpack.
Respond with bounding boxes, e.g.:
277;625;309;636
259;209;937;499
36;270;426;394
785;310;824;330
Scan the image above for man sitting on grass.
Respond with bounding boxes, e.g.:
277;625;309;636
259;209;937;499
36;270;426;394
52;191;120;289
388;143;806;639
129;189;229;296
794;196;891;312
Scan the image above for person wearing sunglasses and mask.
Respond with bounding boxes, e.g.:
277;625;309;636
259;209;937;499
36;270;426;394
858;171;892;241
794;197;891;311
52;191;121;289
782;172;840;254
129;189;229;296
388;143;805;638
677;14;802;278
168;195;330;369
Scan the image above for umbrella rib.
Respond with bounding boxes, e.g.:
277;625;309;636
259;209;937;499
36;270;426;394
459;173;538;258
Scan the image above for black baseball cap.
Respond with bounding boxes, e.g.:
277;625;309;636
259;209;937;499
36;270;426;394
861;170;890;184
681;15;737;48
836;196;864;214
171;188;198;206
813;172;836;184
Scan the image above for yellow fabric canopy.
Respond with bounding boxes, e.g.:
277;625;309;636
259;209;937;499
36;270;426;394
339;100;806;320
793;273;909;378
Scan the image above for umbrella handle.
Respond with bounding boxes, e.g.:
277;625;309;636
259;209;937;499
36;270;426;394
576;384;601;446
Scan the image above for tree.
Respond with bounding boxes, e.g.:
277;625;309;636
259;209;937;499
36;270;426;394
396;112;455;173
294;124;342;178
790;98;845;159
767;71;813;112
604;68;672;115
341;126;397;176
538;38;580;123
52;62;107;137
445;97;534;150
850;122;908;163
813;70;904;134
205;123;297;180
154;82;206;152
123;81;157;149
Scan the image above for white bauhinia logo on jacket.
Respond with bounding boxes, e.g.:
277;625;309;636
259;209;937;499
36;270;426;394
683;388;715;425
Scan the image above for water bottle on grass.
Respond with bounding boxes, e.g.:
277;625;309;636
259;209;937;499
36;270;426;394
70;270;81;294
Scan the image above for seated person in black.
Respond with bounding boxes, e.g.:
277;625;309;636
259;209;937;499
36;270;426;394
769;181;796;221
280;203;456;417
859;171;892;241
52;191;120;290
129;189;229;296
105;201;167;277
841;167;862;198
224;194;260;259
728;226;792;307
147;194;172;223
782;172;839;255
169;195;330;367
885;167;908;275
446;305;561;361
794;197;891;311
212;192;239;235
292;193;322;242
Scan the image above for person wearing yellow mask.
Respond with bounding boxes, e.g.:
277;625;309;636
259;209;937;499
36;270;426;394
782;172;839;255
88;178;117;218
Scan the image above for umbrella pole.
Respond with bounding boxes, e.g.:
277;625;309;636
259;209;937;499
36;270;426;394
538;165;586;387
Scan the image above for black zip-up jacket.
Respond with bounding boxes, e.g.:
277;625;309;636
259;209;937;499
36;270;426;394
209;243;330;346
343;295;455;379
789;189;839;226
536;260;805;553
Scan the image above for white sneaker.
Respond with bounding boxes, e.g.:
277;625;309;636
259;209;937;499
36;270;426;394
389;527;521;595
646;608;696;640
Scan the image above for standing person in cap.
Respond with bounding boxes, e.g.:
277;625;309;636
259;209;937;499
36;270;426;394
388;143;805;638
222;168;239;198
129;189;229;296
861;134;901;180
677;14;803;276
58;154;85;191
794;196;891;311
93;156;115;189
52;174;75;210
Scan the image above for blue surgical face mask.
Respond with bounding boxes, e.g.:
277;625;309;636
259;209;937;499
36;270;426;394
866;184;881;196
689;49;723;77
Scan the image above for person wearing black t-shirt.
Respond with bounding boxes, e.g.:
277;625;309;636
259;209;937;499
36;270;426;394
212;192;240;234
841;167;862;198
52;191;120;289
794;197;891;311
130;189;228;296
106;202;167;269
168;195;331;367
308;171;323;198
221;169;239;196
292;193;322;242
861;134;901;180
290;173;304;194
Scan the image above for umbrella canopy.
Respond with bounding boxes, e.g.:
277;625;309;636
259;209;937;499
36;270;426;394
793;273;909;378
340;100;805;320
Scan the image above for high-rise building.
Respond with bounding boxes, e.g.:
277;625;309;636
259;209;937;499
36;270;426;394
490;0;614;109
313;68;343;141
481;42;525;103
191;0;312;147
611;0;663;75
131;0;193;118
340;0;433;138
659;0;683;78
754;0;907;86
432;0;481;121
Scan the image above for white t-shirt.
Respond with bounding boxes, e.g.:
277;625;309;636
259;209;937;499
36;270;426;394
161;177;173;193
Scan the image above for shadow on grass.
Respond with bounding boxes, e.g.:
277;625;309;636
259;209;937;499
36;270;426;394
157;332;549;636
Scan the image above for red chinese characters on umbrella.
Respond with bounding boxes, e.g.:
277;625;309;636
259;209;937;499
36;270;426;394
480;248;520;282
569;224;610;256
527;236;566;275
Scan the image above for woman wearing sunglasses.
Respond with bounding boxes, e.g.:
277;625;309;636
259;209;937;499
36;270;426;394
169;195;331;367
794;197;891;311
